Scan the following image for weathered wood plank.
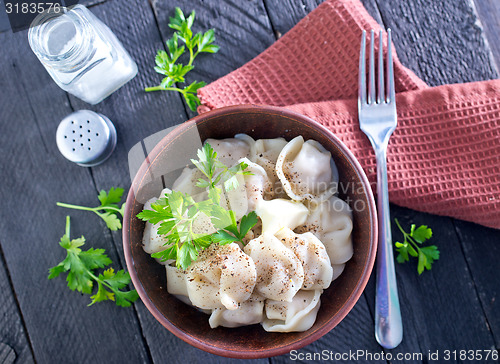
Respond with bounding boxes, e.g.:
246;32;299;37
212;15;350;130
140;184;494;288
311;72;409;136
151;0;276;119
264;0;498;87
0;23;151;364
0;0;10;32
263;0;384;37
454;220;500;348
473;0;500;72
0;248;35;364
153;0;276;82
373;0;498;85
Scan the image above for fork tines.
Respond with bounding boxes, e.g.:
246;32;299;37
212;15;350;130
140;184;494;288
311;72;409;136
358;29;395;105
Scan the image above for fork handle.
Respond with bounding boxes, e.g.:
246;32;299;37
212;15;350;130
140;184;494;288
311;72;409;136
374;147;403;349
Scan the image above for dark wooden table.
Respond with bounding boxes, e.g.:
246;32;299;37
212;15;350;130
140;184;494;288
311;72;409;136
1;0;499;363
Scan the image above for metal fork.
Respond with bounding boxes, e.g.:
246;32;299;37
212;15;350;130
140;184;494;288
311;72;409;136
358;29;403;349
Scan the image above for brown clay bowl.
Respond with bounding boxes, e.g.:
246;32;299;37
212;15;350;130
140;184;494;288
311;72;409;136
123;104;377;358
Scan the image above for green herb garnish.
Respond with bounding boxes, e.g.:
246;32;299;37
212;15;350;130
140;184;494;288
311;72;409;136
49;216;139;307
394;219;440;274
145;7;220;111
56;187;125;231
137;143;258;270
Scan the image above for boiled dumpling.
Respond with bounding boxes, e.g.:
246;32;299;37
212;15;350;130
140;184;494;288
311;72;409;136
186;243;257;310
249;138;288;198
234;133;256;149
172;167;207;202
240;157;272;211
204;137;252;167
332;264;346;280
298;195;353;267
244;232;304;302
142;188;172;259
165;264;192;306
256;198;308;235
209;292;265;328
262;290;321;332
276;136;338;202
275;228;333;290
219;157;271;220
219;172;248;221
252;138;287;164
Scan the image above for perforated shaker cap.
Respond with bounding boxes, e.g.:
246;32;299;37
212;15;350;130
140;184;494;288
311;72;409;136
56;110;117;167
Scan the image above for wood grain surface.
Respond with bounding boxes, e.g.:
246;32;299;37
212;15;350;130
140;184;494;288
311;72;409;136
0;0;498;363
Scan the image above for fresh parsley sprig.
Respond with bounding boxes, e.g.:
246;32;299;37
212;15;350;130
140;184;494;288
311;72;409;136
191;143;250;203
49;216;139;307
145;7;220;111
137;143;258;270
138;191;213;268
394;219;440;274
56;187;125;231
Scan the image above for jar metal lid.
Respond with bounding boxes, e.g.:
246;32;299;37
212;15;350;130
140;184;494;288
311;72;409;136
56;110;117;167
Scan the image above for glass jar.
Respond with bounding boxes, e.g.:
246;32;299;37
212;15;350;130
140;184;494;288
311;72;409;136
28;5;137;105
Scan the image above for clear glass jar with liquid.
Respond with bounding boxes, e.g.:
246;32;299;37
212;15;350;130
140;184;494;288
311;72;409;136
28;5;137;105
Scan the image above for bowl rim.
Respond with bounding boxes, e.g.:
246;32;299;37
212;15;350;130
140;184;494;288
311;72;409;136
123;104;378;359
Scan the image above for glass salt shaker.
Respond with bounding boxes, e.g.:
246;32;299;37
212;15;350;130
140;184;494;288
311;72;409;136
28;5;137;105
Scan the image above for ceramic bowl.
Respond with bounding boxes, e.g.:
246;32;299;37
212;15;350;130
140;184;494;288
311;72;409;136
123;104;377;358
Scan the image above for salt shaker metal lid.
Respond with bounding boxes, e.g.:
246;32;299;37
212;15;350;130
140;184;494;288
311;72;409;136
56;110;117;167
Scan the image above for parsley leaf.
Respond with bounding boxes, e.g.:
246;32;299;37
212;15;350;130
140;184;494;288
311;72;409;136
211;230;240;245
145;7;219;111
57;187;125;231
394;219;440;274
412;225;433;243
49;216;139;307
137;143;257;270
239;211;259;239
98;187;124;206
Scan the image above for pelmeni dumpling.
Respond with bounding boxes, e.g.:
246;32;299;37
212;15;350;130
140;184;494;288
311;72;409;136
142;188;171;258
204;137;252;167
209;292;265;328
219;173;248;221
298;195;353;267
240;157;272;211
249;138;288;198
276;136;338;202
256;198;308;235
165;264;191;305
275;228;333;290
331;264;346;281
219;157;271;221
262;290;321;332
234;133;256;149
186;243;257;311
252;138;287;163
244;233;304;302
172;167;207;202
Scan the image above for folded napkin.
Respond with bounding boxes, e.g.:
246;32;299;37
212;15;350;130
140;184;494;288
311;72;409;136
198;0;500;229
